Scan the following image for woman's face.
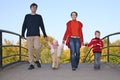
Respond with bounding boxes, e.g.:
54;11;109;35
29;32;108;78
71;13;77;20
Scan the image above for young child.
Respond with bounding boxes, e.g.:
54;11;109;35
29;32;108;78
85;31;104;70
48;39;64;69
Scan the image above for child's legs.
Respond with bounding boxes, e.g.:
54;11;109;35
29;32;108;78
52;53;56;68
27;37;34;65
34;36;40;62
55;56;59;68
54;53;58;68
94;53;101;68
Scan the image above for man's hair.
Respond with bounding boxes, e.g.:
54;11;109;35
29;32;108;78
71;11;78;16
30;3;38;8
95;30;100;35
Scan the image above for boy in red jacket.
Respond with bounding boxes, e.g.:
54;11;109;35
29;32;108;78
86;31;103;69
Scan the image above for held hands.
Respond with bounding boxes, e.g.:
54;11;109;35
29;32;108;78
44;37;48;41
21;36;26;40
84;42;88;46
62;40;65;44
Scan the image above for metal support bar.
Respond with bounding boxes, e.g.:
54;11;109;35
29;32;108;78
19;36;22;61
0;31;2;68
107;37;110;62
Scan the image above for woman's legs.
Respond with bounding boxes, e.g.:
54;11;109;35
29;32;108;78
70;38;76;69
75;38;80;68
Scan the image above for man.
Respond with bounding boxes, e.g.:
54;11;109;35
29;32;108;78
21;3;47;70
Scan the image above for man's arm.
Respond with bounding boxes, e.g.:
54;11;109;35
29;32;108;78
21;15;27;38
40;15;47;38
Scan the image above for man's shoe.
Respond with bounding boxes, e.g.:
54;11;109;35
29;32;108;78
28;65;35;70
35;61;41;68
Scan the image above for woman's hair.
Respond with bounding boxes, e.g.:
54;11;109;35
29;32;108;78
30;3;38;8
95;30;100;35
71;11;78;16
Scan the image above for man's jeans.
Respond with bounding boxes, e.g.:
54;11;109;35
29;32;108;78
94;53;101;68
69;38;80;69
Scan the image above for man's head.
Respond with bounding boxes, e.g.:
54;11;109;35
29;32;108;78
71;11;78;20
30;3;38;14
95;30;101;38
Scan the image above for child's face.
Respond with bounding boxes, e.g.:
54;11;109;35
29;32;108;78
95;32;100;38
53;40;58;46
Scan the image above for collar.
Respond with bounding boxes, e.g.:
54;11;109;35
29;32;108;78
95;37;100;40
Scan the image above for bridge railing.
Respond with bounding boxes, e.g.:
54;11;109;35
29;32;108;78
83;32;120;63
0;29;28;69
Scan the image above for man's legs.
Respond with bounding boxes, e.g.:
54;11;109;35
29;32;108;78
27;37;35;70
34;36;41;68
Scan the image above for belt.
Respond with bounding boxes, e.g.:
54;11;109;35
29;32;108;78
71;36;80;38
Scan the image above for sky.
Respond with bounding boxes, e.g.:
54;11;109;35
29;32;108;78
0;0;120;46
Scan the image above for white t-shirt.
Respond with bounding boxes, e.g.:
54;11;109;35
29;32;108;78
48;42;64;57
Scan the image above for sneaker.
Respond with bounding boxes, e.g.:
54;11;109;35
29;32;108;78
94;66;97;70
35;61;41;68
28;65;35;70
97;66;101;70
94;66;100;70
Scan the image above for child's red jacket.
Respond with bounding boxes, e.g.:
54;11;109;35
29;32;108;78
87;38;104;53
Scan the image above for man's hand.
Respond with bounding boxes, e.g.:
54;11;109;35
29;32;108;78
21;36;26;40
44;37;48;41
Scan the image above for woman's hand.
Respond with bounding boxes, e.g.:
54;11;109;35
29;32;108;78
62;40;65;44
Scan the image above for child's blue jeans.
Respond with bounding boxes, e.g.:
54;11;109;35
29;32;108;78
94;53;101;68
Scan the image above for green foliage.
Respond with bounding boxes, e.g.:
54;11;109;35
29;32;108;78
2;36;120;66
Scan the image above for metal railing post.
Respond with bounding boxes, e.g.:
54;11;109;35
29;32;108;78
107;37;110;62
0;31;2;68
19;36;22;62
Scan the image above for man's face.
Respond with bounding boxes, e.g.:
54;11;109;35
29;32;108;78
30;6;37;13
71;13;77;20
95;32;100;38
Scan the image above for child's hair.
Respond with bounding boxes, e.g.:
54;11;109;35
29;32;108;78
53;39;58;44
95;30;100;35
30;3;38;8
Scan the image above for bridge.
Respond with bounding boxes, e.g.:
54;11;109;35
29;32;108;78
0;29;120;80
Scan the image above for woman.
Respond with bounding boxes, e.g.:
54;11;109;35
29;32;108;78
62;11;84;71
